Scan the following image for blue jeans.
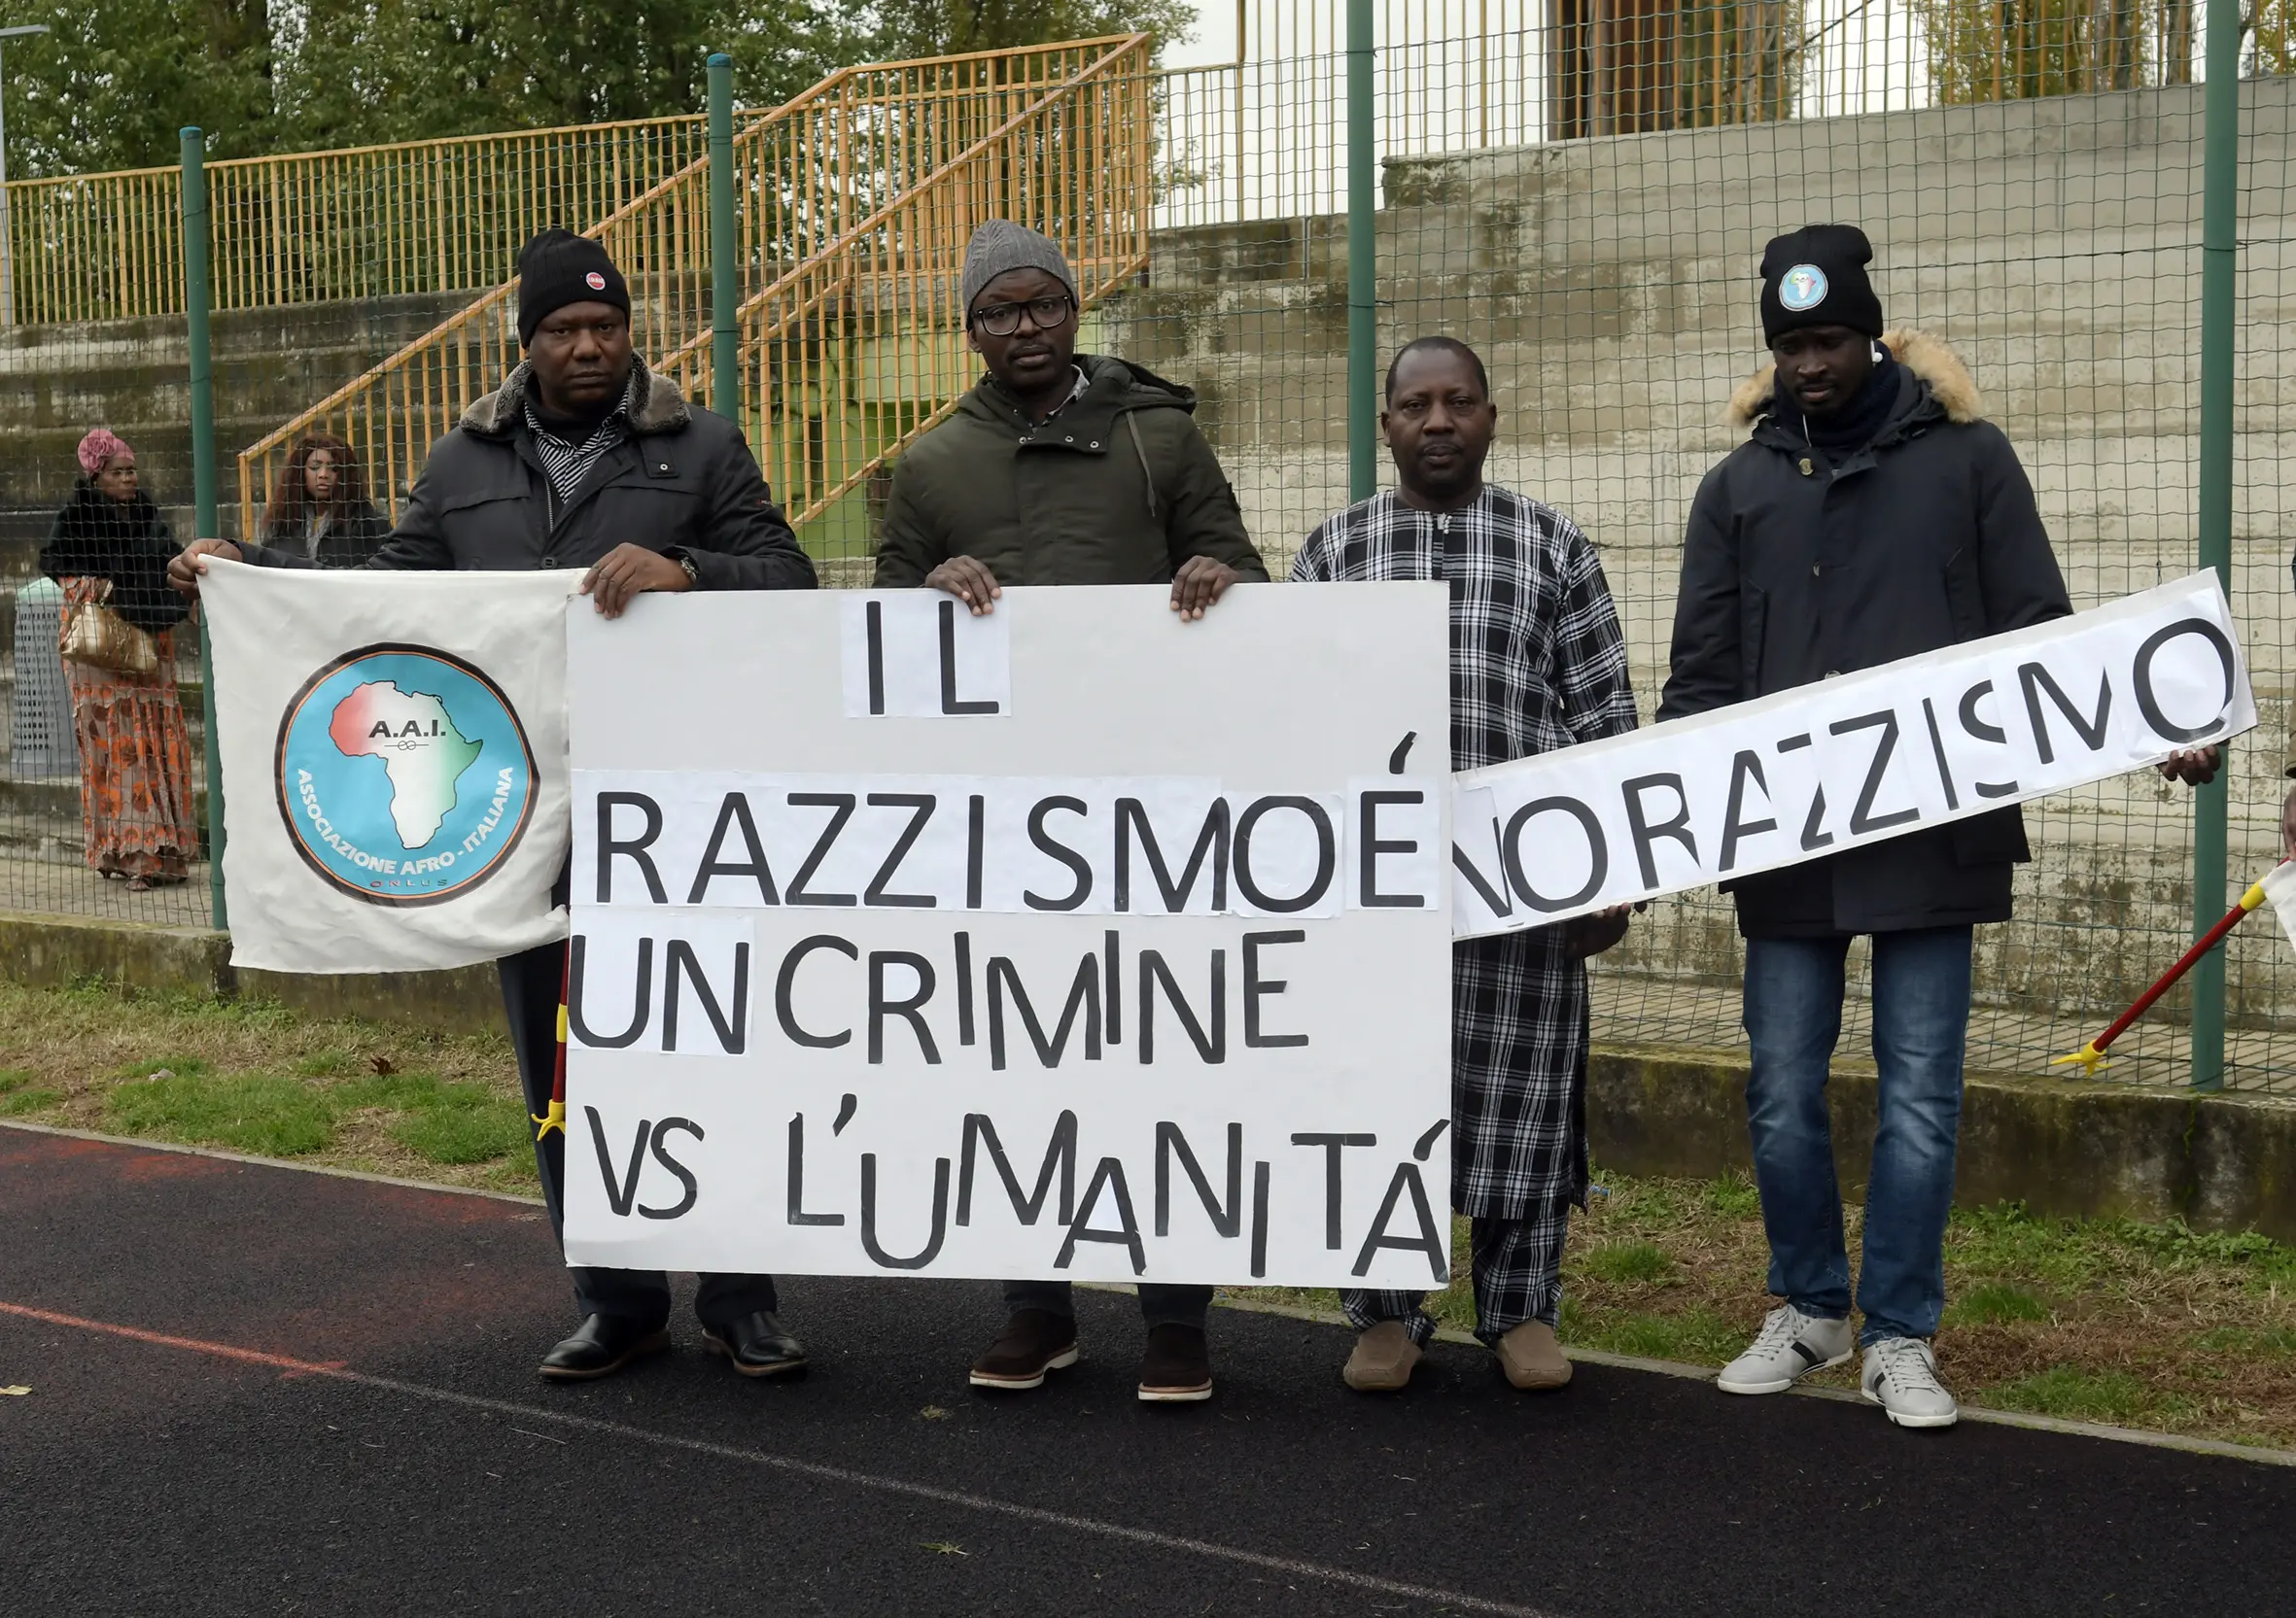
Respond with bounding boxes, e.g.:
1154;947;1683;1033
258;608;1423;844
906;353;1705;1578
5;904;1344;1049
1741;926;1972;1345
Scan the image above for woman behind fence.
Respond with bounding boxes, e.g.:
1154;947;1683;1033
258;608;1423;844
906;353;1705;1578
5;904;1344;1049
41;429;198;892
260;435;388;568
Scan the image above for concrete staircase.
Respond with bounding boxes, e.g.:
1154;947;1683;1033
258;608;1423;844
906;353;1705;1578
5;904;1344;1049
1104;74;2296;1034
0;292;477;539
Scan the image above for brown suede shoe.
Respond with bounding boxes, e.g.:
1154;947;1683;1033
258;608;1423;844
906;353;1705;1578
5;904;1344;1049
968;1308;1080;1391
1136;1323;1213;1402
1495;1320;1573;1390
1343;1321;1422;1393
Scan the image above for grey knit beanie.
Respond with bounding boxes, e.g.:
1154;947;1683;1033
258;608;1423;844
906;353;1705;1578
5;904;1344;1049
960;220;1076;316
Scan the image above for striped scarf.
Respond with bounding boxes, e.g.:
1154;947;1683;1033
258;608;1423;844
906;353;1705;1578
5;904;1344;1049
523;373;636;503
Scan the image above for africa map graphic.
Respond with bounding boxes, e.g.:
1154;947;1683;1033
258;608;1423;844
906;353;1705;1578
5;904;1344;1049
326;681;483;847
273;644;536;906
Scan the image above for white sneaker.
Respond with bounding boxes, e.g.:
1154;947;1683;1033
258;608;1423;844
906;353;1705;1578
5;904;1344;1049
1861;1336;1960;1429
1717;1304;1855;1394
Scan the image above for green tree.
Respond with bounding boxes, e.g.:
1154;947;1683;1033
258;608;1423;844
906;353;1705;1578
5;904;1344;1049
867;0;1194;60
1912;0;2150;103
0;0;1187;177
0;0;275;174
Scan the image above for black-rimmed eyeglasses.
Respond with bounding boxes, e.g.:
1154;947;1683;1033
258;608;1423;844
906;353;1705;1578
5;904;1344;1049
968;293;1075;336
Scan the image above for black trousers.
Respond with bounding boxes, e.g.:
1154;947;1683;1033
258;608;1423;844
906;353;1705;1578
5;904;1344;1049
500;939;779;1329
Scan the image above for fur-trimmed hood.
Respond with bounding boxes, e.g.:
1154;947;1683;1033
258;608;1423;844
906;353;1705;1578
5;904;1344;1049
1726;329;1982;427
459;357;690;438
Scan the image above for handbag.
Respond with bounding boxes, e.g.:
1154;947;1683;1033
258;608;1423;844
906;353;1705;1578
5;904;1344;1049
60;579;159;676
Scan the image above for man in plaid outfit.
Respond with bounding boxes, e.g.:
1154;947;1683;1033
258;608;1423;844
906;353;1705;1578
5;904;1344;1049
1293;336;1638;1394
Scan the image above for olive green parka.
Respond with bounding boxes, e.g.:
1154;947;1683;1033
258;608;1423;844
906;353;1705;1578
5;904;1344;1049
873;354;1267;588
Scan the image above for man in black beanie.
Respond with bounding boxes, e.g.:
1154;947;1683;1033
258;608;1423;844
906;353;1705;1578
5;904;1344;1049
171;227;816;1386
1659;224;2216;1431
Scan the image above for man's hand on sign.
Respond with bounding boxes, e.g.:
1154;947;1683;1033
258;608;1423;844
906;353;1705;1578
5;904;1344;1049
580;542;691;619
1562;904;1632;960
1169;557;1239;622
925;556;1003;616
2157;746;2221;787
168;538;243;599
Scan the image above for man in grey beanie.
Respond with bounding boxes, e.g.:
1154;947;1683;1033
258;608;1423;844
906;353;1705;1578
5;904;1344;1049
876;220;1268;1403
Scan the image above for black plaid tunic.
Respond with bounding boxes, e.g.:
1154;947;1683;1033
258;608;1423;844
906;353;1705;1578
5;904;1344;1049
1294;486;1637;1220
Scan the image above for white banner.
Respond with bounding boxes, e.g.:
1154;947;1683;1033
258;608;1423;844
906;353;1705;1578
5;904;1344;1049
1452;571;2256;939
204;563;578;972
561;583;1457;1289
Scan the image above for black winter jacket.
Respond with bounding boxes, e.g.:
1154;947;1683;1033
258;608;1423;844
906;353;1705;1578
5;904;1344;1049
1656;330;2072;937
43;481;191;634
260;499;391;568
245;361;815;592
873;354;1266;589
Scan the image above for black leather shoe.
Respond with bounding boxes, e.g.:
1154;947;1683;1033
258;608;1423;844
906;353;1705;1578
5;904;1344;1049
538;1313;671;1383
702;1310;808;1379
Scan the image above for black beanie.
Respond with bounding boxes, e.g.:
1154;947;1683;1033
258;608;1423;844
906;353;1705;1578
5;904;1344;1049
516;227;631;346
1759;224;1883;345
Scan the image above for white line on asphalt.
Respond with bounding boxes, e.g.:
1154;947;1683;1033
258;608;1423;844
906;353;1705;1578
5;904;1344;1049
0;1297;1567;1618
14;1119;2292;1471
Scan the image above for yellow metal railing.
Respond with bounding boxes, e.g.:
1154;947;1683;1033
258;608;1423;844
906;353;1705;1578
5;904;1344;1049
653;36;1154;565
235;37;1155;550
3;114;755;325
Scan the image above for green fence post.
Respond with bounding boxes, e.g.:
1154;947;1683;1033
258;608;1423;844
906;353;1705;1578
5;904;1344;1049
708;52;739;425
181;125;226;932
2190;2;2241;1090
1345;0;1375;503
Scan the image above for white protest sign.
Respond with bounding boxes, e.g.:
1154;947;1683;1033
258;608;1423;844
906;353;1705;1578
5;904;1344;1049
203;562;578;972
1452;571;2255;939
561;584;1455;1289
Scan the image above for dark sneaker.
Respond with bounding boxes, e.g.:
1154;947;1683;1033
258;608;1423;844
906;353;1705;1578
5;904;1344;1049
969;1308;1080;1391
1137;1323;1213;1403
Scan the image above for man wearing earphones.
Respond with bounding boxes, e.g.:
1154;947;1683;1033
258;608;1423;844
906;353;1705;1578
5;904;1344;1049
1659;224;2216;1430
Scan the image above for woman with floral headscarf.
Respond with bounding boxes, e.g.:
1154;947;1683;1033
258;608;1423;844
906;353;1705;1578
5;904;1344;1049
41;429;197;892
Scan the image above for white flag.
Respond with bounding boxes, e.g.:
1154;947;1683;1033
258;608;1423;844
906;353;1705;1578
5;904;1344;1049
2263;863;2296;951
204;563;579;973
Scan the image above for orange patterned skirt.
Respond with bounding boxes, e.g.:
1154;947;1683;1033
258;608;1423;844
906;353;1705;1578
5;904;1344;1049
57;577;198;883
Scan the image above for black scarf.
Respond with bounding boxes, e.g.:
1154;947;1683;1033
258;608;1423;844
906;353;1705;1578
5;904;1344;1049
1769;351;1901;455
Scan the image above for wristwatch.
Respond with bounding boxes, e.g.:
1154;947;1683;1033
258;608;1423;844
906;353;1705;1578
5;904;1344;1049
665;547;701;587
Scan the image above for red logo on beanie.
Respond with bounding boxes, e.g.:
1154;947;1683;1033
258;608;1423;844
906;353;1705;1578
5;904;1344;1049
585;271;606;292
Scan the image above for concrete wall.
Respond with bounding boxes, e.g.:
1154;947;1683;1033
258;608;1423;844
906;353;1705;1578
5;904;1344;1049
1105;78;2296;1052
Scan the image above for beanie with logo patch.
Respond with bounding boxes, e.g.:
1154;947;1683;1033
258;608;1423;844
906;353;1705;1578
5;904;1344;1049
1759;224;1883;345
516;227;631;346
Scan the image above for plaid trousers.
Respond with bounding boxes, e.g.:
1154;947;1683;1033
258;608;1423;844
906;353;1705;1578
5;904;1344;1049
1342;1203;1572;1346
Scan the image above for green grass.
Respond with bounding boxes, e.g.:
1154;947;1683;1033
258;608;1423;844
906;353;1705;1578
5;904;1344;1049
1988;1365;2192;1425
93;1061;530;1167
2194;1325;2296;1356
1559;1300;1748;1364
1580;1241;1672;1284
1704;1170;1760;1220
1946;1202;2296;1294
106;1071;338;1156
0;1070;60;1117
1944;1282;2052;1326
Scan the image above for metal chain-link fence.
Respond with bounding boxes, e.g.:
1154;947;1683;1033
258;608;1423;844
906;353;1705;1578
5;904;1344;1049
4;7;2289;1096
1121;0;2291;1091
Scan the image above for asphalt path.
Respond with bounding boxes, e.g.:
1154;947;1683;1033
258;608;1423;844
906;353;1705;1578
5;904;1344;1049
3;1124;2291;1617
